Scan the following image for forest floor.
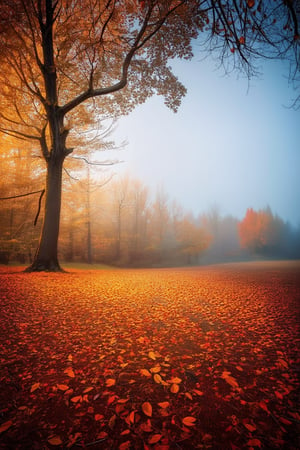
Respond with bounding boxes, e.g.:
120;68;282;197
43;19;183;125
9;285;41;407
0;261;299;450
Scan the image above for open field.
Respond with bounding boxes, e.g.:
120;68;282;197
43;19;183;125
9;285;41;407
0;261;299;449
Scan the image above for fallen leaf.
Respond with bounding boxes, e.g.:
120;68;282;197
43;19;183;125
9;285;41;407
57;384;69;391
95;414;104;421
170;383;179;393
119;441;131;450
108;414;117;429
30;382;40;393
83;387;93;393
142;401;152;417
148;434;162;444
221;371;239;389
158;401;170;409
140;369;152;377
106;378;116;387
150;366;161;373
247;439;262;447
182;416;196;427
154;373;163;384
0;420;13;434
70;395;82;403
48;435;63;446
64;367;75;378
169;377;182;384
148;351;156;360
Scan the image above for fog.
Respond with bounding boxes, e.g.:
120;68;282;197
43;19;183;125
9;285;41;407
110;56;300;228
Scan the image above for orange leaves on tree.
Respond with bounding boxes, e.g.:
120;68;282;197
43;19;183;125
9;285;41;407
142;402;152;417
247;0;255;8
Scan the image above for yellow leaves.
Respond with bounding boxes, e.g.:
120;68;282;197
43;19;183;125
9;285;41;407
148;351;156;360
150;365;161;373
182;416;196;427
30;382;40;393
169;377;182;384
142;401;152;417
64;367;75;378
48;435;63;446
105;378;116;387
153;374;163;384
140;369;152;377
170;383;179;394
0;420;13;434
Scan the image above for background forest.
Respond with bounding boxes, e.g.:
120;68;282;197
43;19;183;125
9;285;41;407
1;146;299;267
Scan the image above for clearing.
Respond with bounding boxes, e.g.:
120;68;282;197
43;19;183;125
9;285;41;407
0;261;299;449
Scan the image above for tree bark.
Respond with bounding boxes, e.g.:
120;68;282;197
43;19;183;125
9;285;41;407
25;156;64;272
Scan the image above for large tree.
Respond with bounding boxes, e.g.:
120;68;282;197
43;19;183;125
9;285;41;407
0;0;298;271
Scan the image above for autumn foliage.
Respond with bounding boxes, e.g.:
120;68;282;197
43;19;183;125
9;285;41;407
0;261;299;449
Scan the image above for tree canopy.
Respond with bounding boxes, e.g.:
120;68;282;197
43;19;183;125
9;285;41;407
0;0;299;270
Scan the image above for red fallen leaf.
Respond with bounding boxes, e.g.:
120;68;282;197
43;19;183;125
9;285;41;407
279;417;293;425
259;401;270;414
118;398;129;404
108;414;117;429
67;432;81;448
57;384;69;391
193;389;204;396
70;395;82;403
83;387;93;394
243;421;256;432
275;391;283;400
94;414;104;421
120;429;130;435
106;378;116;387
97;431;108;439
182;416;196;427
142;402;152;417
119;441;131;450
247;438;262;447
48;435;63;446
30;382;40;393
158;402;170;409
148;434;162;444
0;420;13;434
64;367;75;378
107;395;117;405
140;419;152;432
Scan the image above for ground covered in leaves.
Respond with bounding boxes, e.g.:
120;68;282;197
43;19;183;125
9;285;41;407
0;261;299;450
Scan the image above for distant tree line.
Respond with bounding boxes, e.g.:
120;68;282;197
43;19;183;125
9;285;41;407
1;150;299;266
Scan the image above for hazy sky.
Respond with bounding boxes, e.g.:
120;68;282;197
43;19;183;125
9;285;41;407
109;52;300;227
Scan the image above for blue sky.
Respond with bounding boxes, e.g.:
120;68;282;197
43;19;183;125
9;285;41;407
109;54;300;227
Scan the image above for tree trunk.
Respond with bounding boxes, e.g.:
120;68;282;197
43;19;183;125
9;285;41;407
25;156;64;272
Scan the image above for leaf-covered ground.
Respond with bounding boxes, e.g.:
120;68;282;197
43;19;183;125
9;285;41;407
0;261;299;450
